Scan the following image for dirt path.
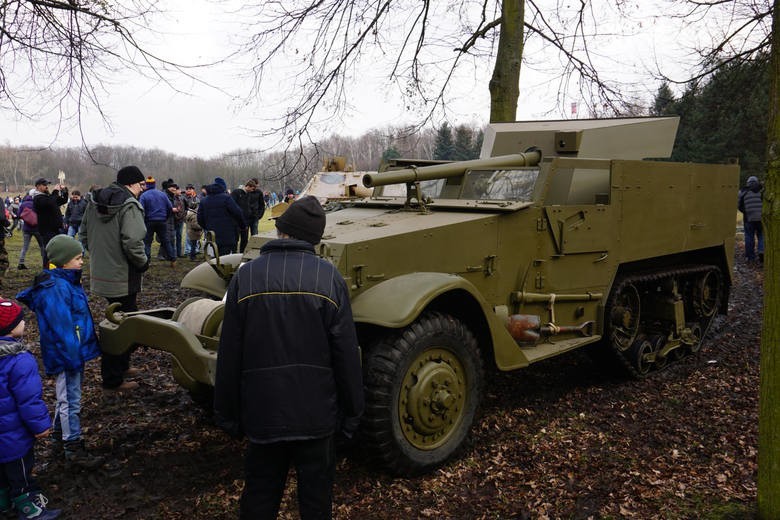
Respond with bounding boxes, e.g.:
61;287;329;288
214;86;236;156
1;235;760;519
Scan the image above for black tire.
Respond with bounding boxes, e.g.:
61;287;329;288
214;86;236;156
362;312;484;475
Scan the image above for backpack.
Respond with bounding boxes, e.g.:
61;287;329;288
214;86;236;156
20;206;37;227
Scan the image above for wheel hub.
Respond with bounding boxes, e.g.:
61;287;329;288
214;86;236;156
399;348;466;450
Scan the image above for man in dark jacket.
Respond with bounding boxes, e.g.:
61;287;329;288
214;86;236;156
230;179;265;253
183;184;200;209
162;180;186;258
64;190;87;238
139;177;175;267
214;196;364;519
197;177;245;255
738;175;764;265
80;166;149;393
32;178;68;267
246;178;265;235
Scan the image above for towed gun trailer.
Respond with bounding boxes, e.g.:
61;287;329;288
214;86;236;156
99;117;738;475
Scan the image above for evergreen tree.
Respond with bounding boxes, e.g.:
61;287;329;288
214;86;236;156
472;129;484;158
665;81;701;164
382;146;401;162
433;123;455;160
453;125;476;160
655;56;769;183
651;82;676;116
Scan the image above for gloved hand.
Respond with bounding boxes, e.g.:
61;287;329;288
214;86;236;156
340;415;360;440
134;259;151;273
214;413;244;440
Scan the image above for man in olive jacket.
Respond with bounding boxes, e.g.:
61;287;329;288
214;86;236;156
80;166;149;392
214;196;364;519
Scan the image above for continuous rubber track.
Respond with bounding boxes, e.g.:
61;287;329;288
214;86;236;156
604;264;724;379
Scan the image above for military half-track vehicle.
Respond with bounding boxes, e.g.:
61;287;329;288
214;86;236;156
99;117;738;475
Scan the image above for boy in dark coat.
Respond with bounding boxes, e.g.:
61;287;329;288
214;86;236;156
214;196;364;518
0;298;61;519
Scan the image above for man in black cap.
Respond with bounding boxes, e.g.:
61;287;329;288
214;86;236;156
32;178;68;268
230;179;265;253
80;166;149;393
183;184;200;209
214;196;364;519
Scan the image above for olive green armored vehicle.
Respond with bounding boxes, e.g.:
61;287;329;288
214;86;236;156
99;117;738;475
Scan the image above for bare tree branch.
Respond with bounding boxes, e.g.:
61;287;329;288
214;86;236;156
658;0;772;85
0;0;227;161
232;0;651;174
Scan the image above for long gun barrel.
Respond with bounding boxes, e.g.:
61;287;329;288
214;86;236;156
363;149;542;188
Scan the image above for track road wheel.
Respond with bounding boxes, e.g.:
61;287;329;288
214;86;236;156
650;335;668;370
692;269;722;319
685;322;704;354
608;282;641;352
669;342;687;362
630;336;654;377
362;312;484;475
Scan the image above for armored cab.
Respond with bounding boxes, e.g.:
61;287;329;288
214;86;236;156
98;117;738;475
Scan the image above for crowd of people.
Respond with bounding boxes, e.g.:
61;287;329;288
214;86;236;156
0;167;362;519
2;183;296;266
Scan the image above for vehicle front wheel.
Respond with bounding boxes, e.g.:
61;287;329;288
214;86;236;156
362;312;484;475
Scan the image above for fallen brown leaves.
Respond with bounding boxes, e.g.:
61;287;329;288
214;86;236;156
0;236;760;519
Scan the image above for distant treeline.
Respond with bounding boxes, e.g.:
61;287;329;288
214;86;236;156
0;125;468;195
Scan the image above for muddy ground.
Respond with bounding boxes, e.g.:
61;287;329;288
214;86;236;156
1;234;761;519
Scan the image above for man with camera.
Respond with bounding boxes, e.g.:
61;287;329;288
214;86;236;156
32;178;68;268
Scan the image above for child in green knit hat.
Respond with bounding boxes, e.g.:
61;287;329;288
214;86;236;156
17;234;103;470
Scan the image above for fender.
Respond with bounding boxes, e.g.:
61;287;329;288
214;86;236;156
351;272;487;328
351;272;531;369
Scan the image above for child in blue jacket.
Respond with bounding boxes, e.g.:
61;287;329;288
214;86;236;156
0;298;61;519
17;234;103;469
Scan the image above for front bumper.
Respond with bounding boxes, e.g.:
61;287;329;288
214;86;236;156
98;307;217;389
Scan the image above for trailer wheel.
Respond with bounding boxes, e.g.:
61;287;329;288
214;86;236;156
362;312;483;475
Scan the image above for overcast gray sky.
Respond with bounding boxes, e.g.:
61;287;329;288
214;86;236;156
0;1;723;158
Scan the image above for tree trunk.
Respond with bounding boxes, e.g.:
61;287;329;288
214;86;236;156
489;0;523;123
758;1;780;516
